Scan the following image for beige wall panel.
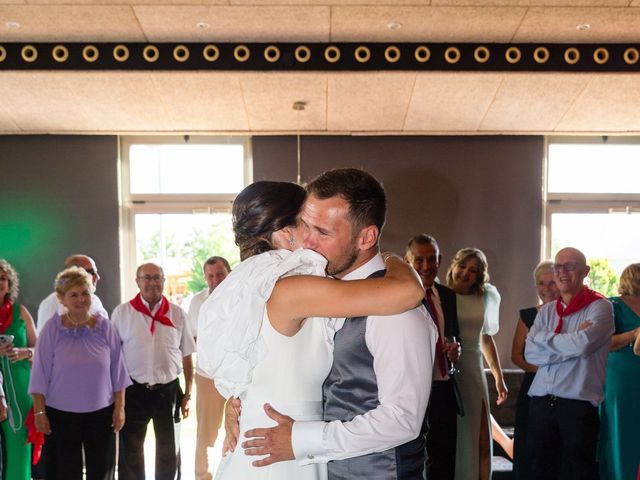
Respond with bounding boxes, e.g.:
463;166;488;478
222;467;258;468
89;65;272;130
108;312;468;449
405;73;501;132
135;6;330;42
0;73;94;132
151;73;249;130
0;103;21;132
0;6;144;41
240;73;327;131
480;74;589;132
556;75;640;132
514;7;640;42
331;6;526;42
328;73;415;131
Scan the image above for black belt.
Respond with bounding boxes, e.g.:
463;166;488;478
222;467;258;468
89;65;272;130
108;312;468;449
132;378;177;391
534;394;592;407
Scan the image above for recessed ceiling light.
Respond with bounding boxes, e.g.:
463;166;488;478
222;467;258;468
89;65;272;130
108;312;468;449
5;21;21;29
292;101;307;111
387;21;402;31
576;23;591;31
196;21;210;29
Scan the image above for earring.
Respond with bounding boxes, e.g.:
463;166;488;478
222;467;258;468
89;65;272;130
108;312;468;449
289;236;296;247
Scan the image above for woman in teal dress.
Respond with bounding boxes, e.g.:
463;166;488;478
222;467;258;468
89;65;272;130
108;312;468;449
0;259;37;480
598;263;640;480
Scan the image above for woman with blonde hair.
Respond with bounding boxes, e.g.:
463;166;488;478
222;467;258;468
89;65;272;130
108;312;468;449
598;263;640;480
511;260;558;480
0;259;37;480
446;248;507;480
29;267;131;480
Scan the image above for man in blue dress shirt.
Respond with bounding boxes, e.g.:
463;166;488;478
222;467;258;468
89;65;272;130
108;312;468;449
525;247;614;480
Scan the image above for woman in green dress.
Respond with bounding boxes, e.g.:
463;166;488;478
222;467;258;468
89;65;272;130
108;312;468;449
0;259;37;480
598;263;640;480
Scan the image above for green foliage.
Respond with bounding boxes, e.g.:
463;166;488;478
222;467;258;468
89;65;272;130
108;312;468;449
588;258;619;297
185;222;240;294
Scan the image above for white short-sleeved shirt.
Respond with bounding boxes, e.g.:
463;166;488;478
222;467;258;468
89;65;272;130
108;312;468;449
111;297;196;385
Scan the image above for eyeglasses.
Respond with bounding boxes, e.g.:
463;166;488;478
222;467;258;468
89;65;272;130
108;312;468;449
552;262;583;273
84;268;98;276
137;275;164;282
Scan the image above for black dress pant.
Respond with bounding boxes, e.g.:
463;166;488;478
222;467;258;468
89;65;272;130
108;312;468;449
118;379;180;480
528;395;600;480
424;379;457;480
45;404;116;480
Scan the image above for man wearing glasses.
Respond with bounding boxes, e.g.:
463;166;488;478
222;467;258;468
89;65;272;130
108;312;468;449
525;247;613;480
37;254;108;333
112;262;196;480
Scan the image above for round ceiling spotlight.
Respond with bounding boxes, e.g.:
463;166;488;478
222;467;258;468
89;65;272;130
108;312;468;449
196;21;210;29
5;21;21;29
387;21;402;31
576;23;591;31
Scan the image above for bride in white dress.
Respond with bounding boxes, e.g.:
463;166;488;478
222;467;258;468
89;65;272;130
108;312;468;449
196;181;424;480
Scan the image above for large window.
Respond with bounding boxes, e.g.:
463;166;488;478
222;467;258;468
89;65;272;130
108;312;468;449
119;136;250;303
545;138;640;295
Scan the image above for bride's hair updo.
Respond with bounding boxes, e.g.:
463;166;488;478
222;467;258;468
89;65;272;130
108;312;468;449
233;181;306;261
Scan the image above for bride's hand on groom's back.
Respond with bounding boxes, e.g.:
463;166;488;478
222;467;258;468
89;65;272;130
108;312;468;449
222;397;242;455
242;403;295;466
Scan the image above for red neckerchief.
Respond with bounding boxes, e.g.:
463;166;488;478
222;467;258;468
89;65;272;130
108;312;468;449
0;299;13;334
129;293;175;334
554;286;605;333
26;407;45;464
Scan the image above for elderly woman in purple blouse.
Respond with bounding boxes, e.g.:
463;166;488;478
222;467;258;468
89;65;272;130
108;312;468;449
28;267;131;480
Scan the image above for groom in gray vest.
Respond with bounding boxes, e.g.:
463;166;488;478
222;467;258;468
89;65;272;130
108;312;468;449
242;168;437;479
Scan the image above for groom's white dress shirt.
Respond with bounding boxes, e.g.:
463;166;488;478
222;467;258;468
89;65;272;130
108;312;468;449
292;254;436;464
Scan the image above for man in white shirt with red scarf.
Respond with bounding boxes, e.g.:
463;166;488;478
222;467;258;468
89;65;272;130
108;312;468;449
112;262;196;480
525;247;613;480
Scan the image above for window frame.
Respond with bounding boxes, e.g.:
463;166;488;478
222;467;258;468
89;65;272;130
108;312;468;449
543;136;640;260
118;135;251;301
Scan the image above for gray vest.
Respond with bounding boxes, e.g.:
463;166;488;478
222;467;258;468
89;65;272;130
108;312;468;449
322;269;425;479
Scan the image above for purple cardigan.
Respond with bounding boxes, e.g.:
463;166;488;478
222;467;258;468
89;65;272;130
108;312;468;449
29;314;132;413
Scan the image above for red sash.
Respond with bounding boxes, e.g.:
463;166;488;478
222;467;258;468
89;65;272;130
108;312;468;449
0;299;13;334
554;286;605;333
129;293;175;334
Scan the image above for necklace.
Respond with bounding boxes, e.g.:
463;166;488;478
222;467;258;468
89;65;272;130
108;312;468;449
66;313;90;328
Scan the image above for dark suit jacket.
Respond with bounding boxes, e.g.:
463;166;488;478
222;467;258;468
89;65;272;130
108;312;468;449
432;282;464;416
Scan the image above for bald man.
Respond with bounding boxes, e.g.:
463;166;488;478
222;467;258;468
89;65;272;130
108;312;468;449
525;247;614;480
112;262;195;480
37;254;107;333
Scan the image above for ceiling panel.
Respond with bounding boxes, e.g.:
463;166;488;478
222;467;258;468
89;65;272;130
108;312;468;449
556;74;640;131
65;73;170;131
479;73;589;132
0;6;144;41
327;73;415;131
404;73;502;131
240;73;327;131
0;73;93;131
135;6;330;42
331;6;527;42
152;73;249;131
513;7;640;42
434;0;629;6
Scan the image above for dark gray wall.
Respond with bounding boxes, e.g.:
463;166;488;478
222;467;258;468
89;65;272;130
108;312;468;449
0;135;120;317
254;135;545;367
0;134;544;368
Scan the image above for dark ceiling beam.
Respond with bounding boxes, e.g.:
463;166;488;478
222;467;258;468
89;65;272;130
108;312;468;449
0;42;639;72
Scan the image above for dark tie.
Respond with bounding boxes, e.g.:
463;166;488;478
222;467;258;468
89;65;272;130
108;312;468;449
425;289;448;378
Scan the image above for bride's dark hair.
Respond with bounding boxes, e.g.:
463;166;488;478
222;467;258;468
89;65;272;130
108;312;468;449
233;181;306;261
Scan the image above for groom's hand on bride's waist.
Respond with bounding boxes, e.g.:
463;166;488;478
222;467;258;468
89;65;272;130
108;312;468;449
242;403;295;466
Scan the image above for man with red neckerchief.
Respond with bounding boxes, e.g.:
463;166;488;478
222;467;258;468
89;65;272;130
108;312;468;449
525;247;614;480
112;262;196;480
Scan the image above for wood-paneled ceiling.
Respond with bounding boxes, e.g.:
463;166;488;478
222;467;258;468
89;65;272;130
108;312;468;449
1;1;639;134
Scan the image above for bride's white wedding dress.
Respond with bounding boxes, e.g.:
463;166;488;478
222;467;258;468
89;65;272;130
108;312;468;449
197;249;333;480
